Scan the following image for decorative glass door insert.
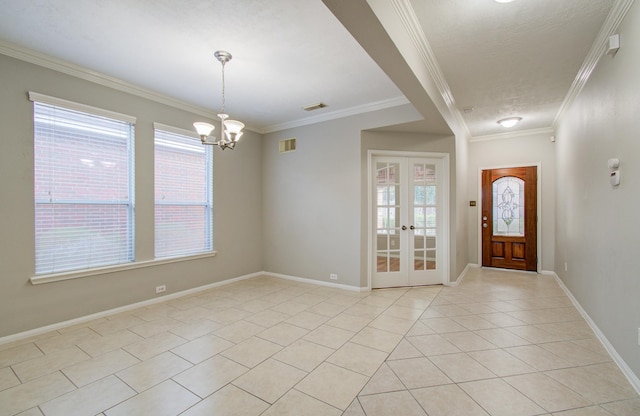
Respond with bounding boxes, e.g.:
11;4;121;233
492;176;524;236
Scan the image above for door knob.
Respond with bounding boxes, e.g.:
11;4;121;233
401;225;407;230
482;223;488;228
410;225;415;230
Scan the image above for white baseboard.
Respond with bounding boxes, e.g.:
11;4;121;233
0;271;368;346
447;263;479;287
550;271;640;395
262;271;368;292
0;271;264;346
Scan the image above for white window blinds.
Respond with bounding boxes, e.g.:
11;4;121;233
33;100;135;275
154;128;213;259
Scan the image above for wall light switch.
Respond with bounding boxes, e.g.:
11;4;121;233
610;170;620;187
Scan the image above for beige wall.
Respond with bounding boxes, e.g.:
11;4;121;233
467;132;556;271
261;105;427;288
0;54;263;337
453;132;469;279
360;131;459;284
554;0;640;379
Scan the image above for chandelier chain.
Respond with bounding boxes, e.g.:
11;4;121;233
220;60;226;115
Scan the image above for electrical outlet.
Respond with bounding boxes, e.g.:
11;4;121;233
637;328;640;346
564;262;568;272
155;285;166;294
330;273;338;281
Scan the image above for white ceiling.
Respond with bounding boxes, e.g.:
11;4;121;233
0;0;615;137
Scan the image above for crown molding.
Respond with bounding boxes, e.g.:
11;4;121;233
470;127;555;143
553;0;635;127
0;40;243;124
388;0;472;140
261;96;410;133
1;40;410;136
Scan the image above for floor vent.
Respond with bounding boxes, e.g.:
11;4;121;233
279;137;296;153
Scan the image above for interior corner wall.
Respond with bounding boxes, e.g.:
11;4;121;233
261;105;423;288
0;54;263;337
554;0;640;379
453;133;469;279
467;132;556;271
360;131;457;284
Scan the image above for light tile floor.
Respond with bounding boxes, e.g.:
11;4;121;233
0;268;638;415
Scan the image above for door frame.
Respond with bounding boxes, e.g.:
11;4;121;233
367;150;450;289
477;162;542;272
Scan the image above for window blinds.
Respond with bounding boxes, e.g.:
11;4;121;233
154;129;213;259
33;101;135;274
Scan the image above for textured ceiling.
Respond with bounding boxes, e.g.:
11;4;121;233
0;0;616;137
0;0;404;133
411;0;613;137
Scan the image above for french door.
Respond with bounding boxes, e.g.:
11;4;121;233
372;156;445;288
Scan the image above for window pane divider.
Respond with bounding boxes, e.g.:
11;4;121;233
155;201;210;206
35;199;131;205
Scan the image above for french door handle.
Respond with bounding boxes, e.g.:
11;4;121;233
401;225;407;230
410;225;415;230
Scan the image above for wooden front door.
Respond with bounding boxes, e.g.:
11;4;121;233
482;166;537;271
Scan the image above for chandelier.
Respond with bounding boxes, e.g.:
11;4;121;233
193;50;245;150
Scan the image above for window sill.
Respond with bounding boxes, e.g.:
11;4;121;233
29;251;218;285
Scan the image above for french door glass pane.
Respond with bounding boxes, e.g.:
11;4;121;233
376;162;401;274
412;163;437;271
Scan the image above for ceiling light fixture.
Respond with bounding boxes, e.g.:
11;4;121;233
497;117;522;128
494;0;515;3
194;50;244;150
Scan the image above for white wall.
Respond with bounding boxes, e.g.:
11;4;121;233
555;0;640;378
467;132;556;271
0;54;263;337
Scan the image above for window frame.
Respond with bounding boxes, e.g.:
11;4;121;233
153;123;214;259
30;92;136;276
27;95;218;286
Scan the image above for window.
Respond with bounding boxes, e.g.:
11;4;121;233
154;126;213;258
32;94;135;275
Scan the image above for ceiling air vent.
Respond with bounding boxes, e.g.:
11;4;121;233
303;102;327;111
279;138;296;153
